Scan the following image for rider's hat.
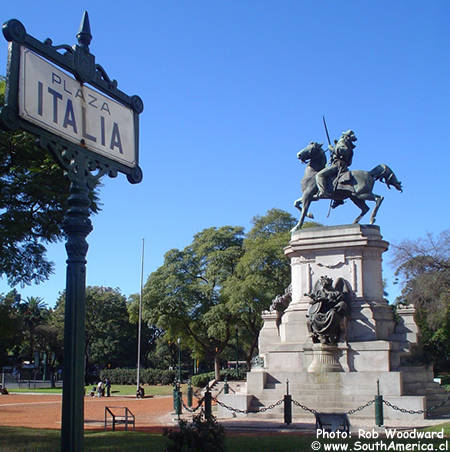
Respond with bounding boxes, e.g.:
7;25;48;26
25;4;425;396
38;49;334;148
342;130;357;141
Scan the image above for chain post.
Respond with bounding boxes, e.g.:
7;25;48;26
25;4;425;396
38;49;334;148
174;384;182;420
172;381;178;411
224;377;229;395
187;379;193;407
375;379;383;427
284;381;292;425
204;385;212;420
284;394;292;425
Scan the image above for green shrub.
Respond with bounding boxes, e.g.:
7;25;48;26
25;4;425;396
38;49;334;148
99;368;176;385
190;368;247;388
191;372;215;388
164;413;224;452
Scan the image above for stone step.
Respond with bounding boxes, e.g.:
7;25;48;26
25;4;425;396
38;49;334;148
252;400;362;410
267;383;378;393
256;389;399;400
426;394;450;418
426;393;450;405
404;382;448;396
399;367;434;383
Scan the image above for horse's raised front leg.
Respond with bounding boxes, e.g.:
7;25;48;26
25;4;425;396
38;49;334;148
291;197;314;232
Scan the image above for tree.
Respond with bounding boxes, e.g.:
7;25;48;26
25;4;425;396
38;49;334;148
0;291;64;378
391;230;449;371
224;209;320;366
54;286;136;382
0;80;100;286
0;290;22;367
16;296;49;363
143;226;245;379
34;321;63;386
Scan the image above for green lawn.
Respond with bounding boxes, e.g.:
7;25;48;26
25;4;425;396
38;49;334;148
9;384;190;397
0;424;448;452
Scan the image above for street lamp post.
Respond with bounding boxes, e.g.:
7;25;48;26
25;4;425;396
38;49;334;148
177;338;181;384
176;338;182;419
235;327;239;374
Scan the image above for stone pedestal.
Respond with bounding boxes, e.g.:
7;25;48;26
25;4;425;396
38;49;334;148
259;224;397;373
280;224;393;345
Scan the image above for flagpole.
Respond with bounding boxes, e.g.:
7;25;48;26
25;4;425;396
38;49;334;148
136;238;144;393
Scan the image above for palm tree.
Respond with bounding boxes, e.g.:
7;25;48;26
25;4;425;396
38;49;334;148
18;297;48;363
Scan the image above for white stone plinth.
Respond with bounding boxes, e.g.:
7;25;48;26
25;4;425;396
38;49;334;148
307;344;344;373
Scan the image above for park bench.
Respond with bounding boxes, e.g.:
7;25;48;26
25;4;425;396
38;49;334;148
104;406;135;431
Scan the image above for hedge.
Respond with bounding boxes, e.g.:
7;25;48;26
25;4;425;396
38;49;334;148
191;368;247;388
100;368;176;385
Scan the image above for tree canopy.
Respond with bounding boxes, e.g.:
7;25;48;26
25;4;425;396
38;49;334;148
143;209;320;376
0;80;100;286
54;286;136;379
392;230;449;371
143;226;245;378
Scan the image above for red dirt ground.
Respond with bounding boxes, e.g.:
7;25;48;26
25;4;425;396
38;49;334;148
0;394;175;432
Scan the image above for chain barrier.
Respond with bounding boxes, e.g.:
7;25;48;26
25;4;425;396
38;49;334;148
292;399;318;415
182;396;205;413
383;396;449;415
383;399;424;415
202;393;448;419
347;398;375;415
213;397;283;414
216;387;224;397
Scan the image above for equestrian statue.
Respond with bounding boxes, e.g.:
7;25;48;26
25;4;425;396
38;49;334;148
292;127;402;231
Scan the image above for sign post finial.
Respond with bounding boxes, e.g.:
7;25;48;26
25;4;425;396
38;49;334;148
76;11;92;49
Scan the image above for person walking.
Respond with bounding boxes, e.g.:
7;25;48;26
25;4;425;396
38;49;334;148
105;378;111;397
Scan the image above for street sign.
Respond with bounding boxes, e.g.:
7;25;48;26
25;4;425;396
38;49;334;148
0;14;143;184
19;47;136;168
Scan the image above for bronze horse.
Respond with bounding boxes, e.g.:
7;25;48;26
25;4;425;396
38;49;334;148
292;142;402;231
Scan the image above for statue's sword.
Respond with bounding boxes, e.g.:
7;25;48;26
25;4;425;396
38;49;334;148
322;116;340;217
322;115;332;149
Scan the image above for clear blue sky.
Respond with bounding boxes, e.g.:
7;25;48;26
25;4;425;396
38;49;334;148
1;1;449;307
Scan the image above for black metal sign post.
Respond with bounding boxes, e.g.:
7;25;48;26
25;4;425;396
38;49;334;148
1;13;143;451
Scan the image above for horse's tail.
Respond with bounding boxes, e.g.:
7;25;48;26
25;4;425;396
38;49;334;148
370;164;403;192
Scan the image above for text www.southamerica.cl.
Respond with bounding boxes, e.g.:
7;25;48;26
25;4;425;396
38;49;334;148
309;428;448;451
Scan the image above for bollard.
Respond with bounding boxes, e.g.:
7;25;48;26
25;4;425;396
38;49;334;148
187;379;193;407
375;379;383;427
204;386;212;420
284;394;292;425
224;377;229;394
172;382;178;411
174;389;182;418
284;379;292;425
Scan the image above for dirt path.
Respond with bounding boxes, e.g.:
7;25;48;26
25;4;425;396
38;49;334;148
0;394;174;431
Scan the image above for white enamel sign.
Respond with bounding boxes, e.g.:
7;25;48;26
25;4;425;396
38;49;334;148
18;46;136;168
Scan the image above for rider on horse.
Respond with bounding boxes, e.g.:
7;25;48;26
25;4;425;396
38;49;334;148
315;130;357;207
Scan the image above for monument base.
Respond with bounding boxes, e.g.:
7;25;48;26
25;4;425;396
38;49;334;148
235;225;450;420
